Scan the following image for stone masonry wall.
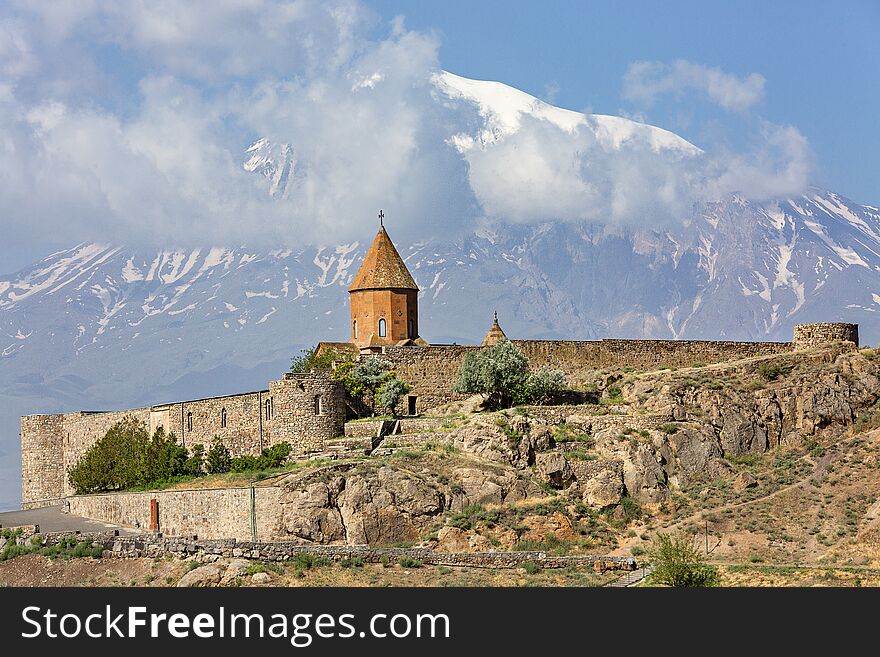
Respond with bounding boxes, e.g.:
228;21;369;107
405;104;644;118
20;415;65;507
382;339;793;415
68;486;283;541
21;373;347;507
267;373;346;453
793;323;859;350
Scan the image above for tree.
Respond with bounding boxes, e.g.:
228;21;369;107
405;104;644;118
524;368;566;405
377;376;411;416
454;339;530;409
351;355;394;414
183;444;205;476
205;439;232;474
290;346;345;373
646;531;719;587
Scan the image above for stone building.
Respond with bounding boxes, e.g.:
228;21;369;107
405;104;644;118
19;216;862;508
348;222;423;350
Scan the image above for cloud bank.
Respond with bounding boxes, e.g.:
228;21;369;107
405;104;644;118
0;1;814;256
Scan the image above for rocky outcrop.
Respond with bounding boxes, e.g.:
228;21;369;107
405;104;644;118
276;456;543;546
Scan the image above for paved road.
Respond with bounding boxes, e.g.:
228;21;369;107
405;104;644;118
0;505;135;534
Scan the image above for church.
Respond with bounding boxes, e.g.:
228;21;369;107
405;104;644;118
19;216;858;508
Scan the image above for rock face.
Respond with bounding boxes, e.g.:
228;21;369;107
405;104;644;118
536;452;573;489
277;457;543;546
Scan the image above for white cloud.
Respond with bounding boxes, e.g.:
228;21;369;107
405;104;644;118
0;2;814;256
623;59;766;113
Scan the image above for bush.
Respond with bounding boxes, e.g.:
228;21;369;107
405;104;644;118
205;440;232;474
398;556;422;569
659;423;679;434
524;368;566;405
183;444;205;476
290;346;344;373
523;561;541;575
758;362;793;381
646;532;719;587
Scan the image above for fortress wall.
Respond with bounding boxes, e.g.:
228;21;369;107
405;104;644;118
594;339;792;370
68;485;283;541
60;408;152;498
382;345;481;412
20;415;66;506
383;339;792;413
170;391;266;456
268;373;347;452
793;322;859;350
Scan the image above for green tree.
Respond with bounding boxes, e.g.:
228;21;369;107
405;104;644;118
290;346;345;373
183;444;205;476
376;376;411;416
646;532;719;587
205;439;232;474
454;339;530;409
68;416;151;493
351;355;394;414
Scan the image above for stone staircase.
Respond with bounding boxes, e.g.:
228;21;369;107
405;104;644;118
606;565;654;587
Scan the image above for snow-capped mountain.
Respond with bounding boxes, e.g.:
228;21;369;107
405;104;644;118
1;72;878;509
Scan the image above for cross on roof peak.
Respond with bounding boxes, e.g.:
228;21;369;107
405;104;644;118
378;209;384;227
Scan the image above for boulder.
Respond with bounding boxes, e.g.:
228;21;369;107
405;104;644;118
177;564;222;588
576;461;624;507
535;452;573;489
733;472;758;492
435;526;492;553
251;572;272;584
220;558;251;585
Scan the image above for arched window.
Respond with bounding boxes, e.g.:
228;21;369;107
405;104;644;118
408;318;414;338
265;398;273;420
186;412;193;431
378;318;386;337
352;319;358;339
314;395;322;415
220;408;227;428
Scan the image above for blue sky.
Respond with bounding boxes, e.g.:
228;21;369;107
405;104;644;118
0;0;877;273
368;0;879;204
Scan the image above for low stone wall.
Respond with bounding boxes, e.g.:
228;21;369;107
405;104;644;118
57;533;634;571
344;420;387;438
395;417;453;433
67;486;282;542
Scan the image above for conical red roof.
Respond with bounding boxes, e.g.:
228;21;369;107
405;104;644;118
349;226;418;292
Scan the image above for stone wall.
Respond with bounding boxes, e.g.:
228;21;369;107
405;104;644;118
268;373;346;453
20;415;65;507
382;339;793;415
68;486;283;541
21;373;347;507
31;531;635;571
793;323;859;350
382;344;481;412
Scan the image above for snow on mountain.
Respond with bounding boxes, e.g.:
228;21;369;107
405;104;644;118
432;70;702;155
1;71;878;509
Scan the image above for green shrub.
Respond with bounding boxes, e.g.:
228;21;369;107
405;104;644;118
646;532;719;587
659;423;679;434
621;496;642;521
340;557;364;568
398;556;422;569
758;362;793;381
523;561;541;575
454;339;530;409
183;444;205;476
